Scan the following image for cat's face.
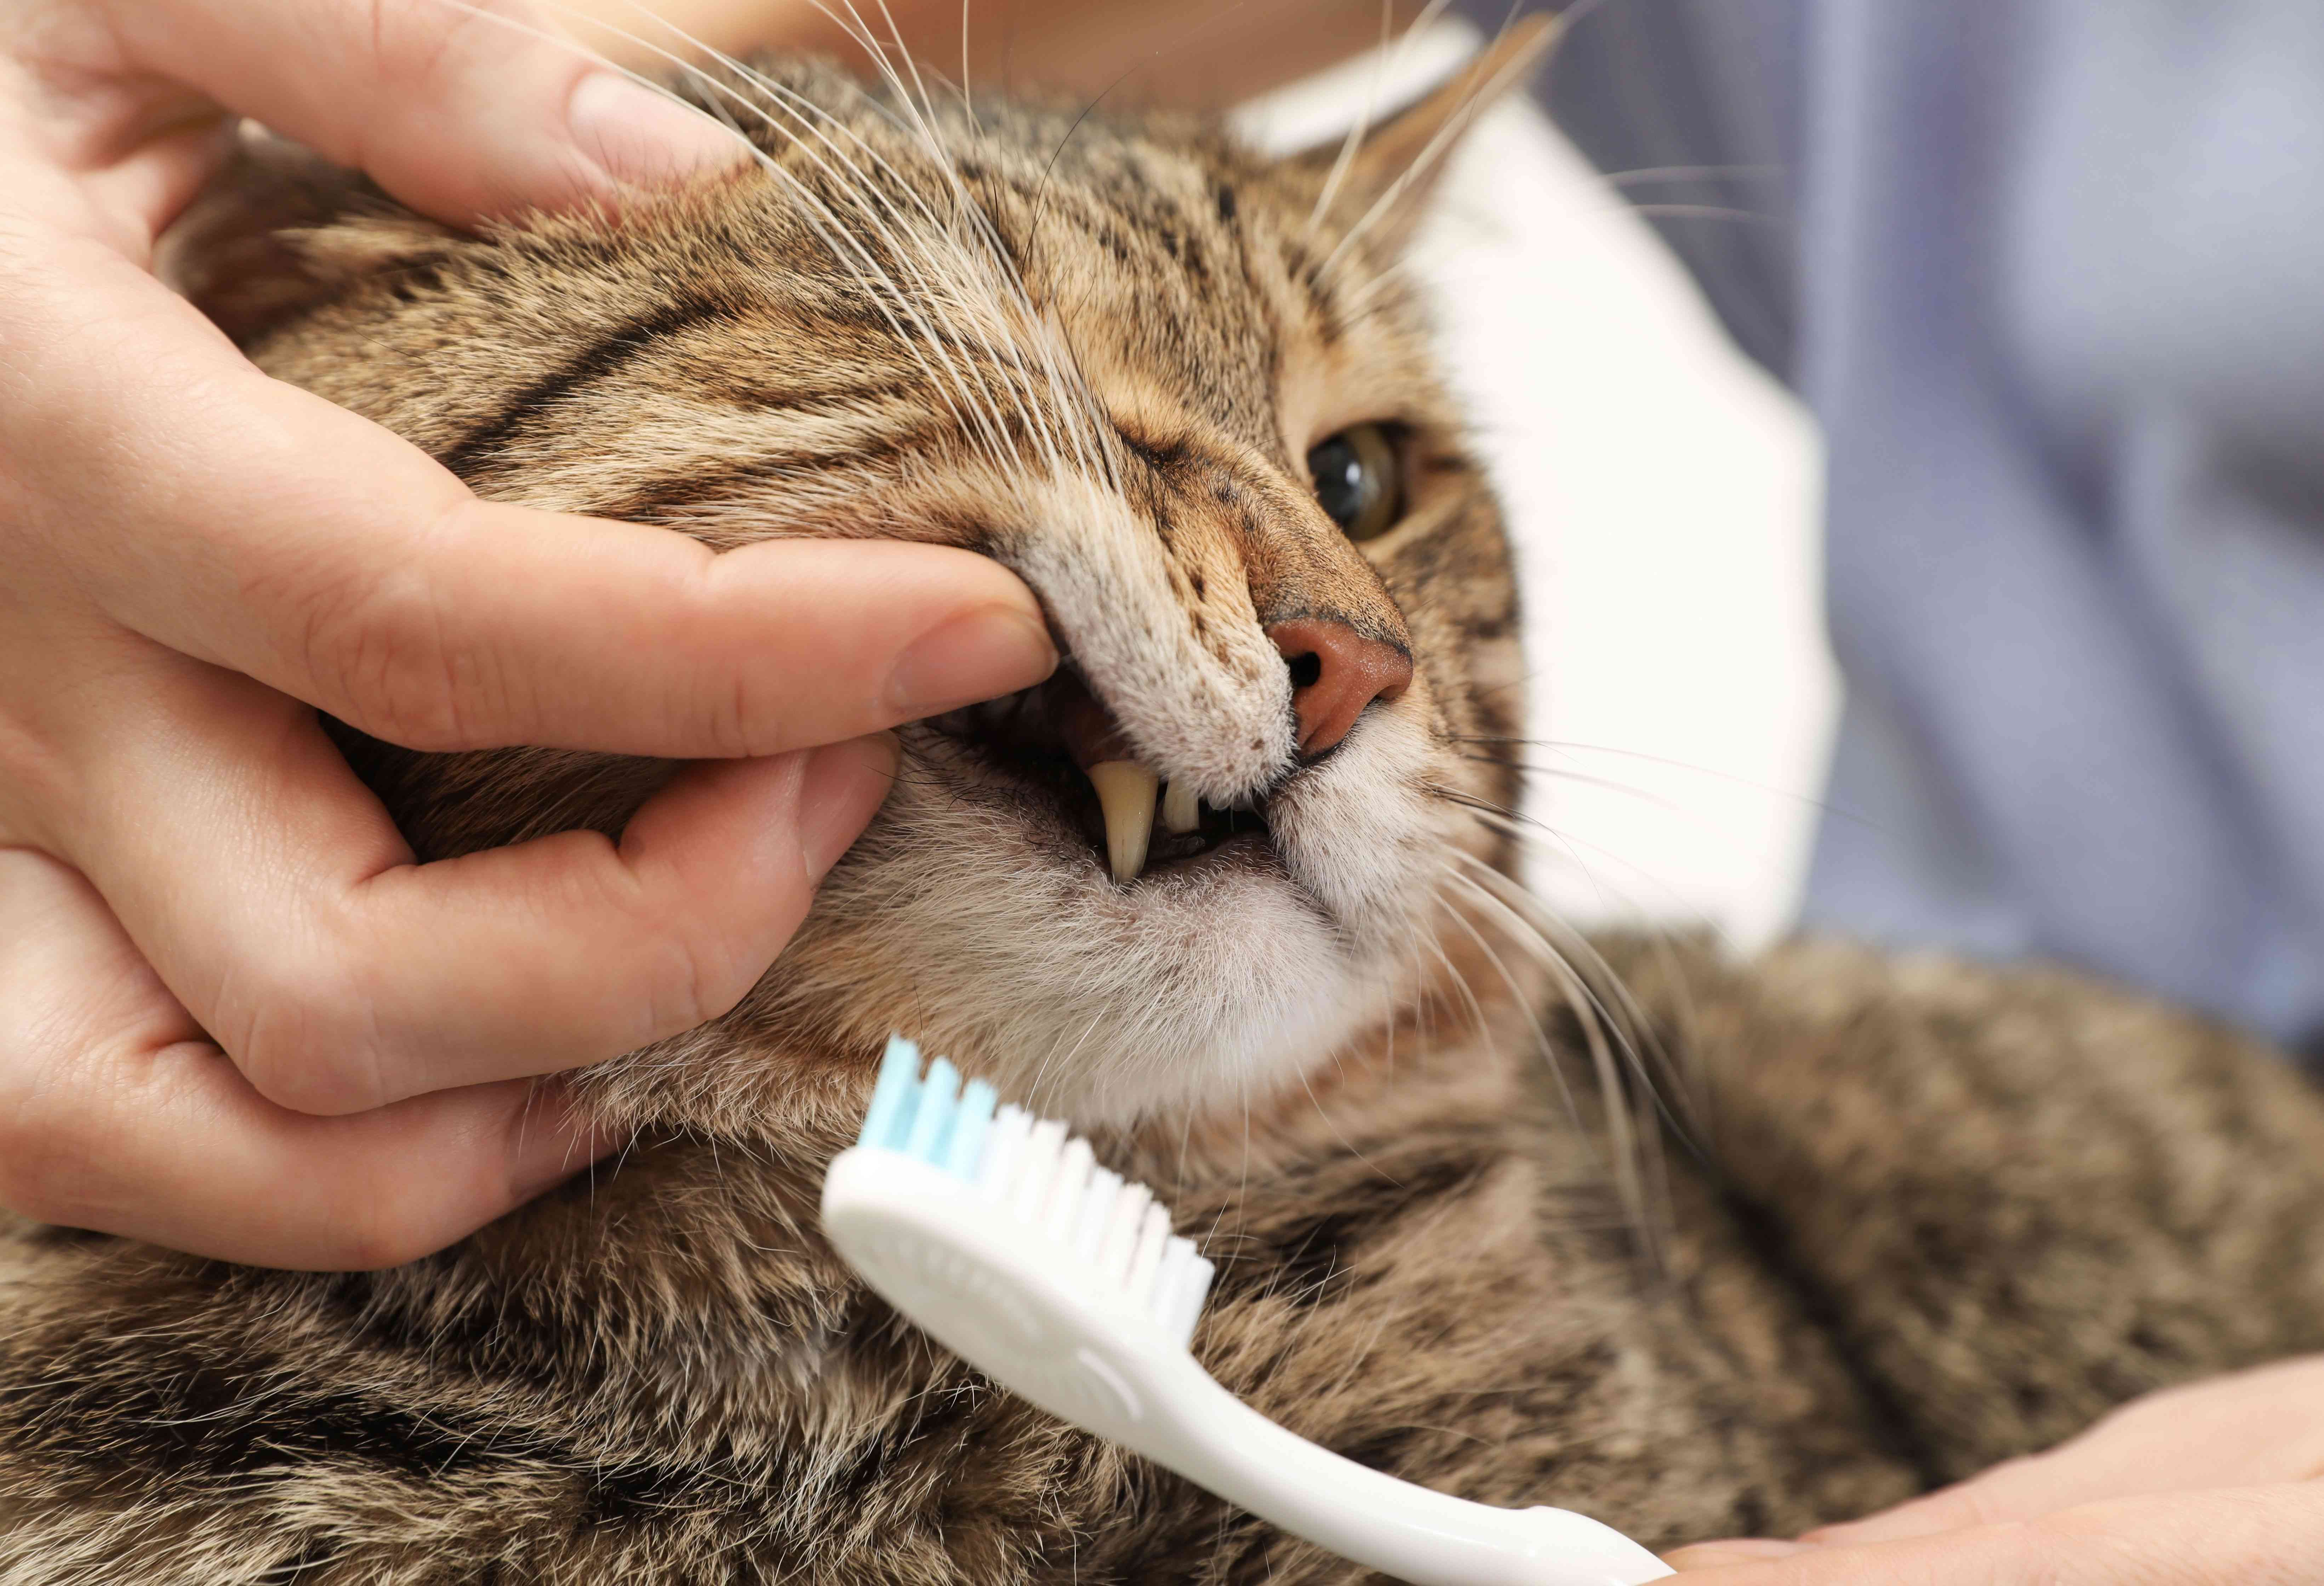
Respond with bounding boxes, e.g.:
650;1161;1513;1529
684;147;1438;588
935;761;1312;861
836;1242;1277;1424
189;43;1538;1131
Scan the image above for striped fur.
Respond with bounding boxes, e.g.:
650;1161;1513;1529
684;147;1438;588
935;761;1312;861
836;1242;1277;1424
10;42;2324;1584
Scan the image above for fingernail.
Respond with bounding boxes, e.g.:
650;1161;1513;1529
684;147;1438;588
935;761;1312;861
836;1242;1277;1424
567;71;750;189
797;733;902;882
887;605;1059;718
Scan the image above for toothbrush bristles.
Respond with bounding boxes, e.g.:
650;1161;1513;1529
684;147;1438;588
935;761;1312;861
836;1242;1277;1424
860;1035;1215;1345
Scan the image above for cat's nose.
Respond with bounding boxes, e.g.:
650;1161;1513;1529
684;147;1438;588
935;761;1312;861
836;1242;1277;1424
1266;617;1414;756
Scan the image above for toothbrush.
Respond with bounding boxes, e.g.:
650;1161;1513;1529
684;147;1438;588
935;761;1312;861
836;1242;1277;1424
820;1037;1675;1586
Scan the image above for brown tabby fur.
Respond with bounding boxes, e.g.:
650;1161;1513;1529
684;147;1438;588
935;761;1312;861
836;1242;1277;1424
8;34;2324;1584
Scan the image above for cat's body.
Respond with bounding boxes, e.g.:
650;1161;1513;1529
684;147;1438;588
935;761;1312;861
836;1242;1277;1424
7;39;2324;1583
13;936;2324;1582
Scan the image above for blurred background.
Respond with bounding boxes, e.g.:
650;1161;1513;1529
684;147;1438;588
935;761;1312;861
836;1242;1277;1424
1241;20;1837;951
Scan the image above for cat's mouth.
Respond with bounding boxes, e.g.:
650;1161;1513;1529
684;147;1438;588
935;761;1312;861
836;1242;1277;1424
925;665;1272;883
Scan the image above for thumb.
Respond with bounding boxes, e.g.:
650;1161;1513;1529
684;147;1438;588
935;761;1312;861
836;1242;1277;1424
95;0;747;225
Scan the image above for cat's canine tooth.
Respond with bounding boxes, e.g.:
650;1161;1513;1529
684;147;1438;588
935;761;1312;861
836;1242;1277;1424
1085;761;1159;883
1160;779;1200;835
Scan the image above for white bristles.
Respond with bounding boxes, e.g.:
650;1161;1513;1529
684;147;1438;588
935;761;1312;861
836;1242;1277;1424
964;1110;1203;1342
867;1051;1216;1349
1074;1167;1121;1265
1099;1182;1152;1282
1044;1138;1095;1244
1172;1256;1216;1345
1012;1118;1069;1224
978;1106;1032;1200
1153;1238;1193;1327
1126;1202;1172;1309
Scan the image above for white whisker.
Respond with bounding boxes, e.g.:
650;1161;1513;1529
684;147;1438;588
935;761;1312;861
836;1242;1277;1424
1303;0;1460;240
1316;7;1541;283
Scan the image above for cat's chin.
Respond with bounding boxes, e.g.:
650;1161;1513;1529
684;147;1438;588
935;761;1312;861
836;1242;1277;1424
732;700;1467;1129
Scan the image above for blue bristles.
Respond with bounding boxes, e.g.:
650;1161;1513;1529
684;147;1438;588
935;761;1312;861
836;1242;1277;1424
857;1036;998;1181
945;1080;998;1178
903;1058;960;1159
858;1034;922;1149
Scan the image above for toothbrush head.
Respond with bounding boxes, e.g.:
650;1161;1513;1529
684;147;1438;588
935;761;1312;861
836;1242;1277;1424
829;1035;1216;1358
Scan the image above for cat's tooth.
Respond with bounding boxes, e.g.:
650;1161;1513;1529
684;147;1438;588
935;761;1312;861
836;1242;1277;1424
1086;761;1158;883
1160;779;1201;835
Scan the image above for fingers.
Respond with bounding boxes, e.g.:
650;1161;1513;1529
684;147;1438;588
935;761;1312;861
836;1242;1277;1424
1665;1540;1818;1571
4;251;1056;758
0;0;1005;1268
0;847;613;1268
1;265;944;1111
48;652;896;1114
1666;1483;2324;1584
92;0;746;226
1669;1359;2324;1575
1800;1358;2324;1550
1789;1457;2052;1551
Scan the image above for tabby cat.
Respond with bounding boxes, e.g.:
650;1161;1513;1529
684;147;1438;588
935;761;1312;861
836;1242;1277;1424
8;28;2324;1584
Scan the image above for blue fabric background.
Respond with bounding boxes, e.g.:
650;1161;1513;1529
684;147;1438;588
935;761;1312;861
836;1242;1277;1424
1469;0;2324;1052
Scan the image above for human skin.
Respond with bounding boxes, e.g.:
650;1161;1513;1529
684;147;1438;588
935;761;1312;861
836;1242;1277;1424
0;0;1057;1270
1667;1356;2324;1581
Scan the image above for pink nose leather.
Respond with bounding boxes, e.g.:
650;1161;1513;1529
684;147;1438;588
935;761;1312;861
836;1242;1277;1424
1266;618;1414;756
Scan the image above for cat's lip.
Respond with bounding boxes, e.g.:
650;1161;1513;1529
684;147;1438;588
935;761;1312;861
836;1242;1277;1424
923;666;1271;884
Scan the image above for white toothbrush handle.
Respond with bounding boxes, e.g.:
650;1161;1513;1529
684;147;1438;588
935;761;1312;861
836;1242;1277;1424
1129;1355;1674;1586
822;1148;1672;1585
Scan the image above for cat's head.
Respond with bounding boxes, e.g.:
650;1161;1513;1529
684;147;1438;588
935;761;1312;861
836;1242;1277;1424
175;30;1546;1134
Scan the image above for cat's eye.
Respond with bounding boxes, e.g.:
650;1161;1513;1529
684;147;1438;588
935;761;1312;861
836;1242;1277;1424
1307;423;1404;542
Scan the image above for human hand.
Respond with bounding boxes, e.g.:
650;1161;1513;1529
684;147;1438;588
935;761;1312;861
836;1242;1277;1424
0;0;1056;1270
1666;1356;2324;1581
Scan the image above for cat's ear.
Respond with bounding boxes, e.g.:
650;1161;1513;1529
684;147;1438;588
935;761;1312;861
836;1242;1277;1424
161;132;458;345
1281;15;1557;253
